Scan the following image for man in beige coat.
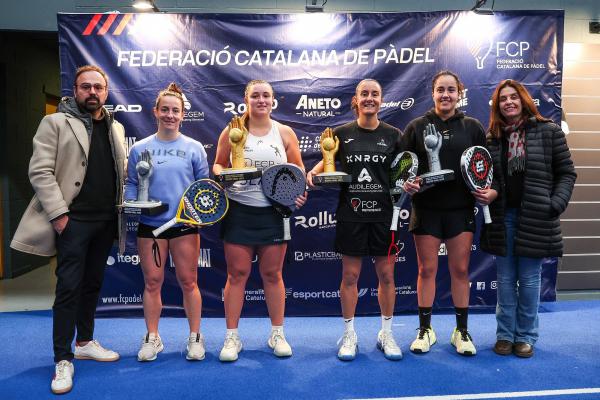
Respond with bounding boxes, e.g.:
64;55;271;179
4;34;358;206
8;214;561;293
11;65;126;395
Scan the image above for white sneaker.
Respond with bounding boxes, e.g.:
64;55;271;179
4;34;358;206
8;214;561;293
377;330;403;360
219;332;243;362
450;328;477;356
137;333;164;362
74;340;120;362
337;330;358;361
186;333;206;361
410;327;437;354
51;360;74;394
268;328;292;357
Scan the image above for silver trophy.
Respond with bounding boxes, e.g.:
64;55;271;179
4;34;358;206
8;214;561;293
119;149;163;254
419;123;454;186
122;149;162;208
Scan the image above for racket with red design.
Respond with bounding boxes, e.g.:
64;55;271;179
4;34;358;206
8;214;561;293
460;146;493;224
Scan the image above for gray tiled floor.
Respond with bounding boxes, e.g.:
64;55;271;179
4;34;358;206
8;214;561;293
0;260;56;312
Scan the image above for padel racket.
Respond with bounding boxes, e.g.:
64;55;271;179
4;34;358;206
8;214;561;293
460;146;493;224
388;151;418;261
389;151;419;231
261;163;306;241
152;179;229;237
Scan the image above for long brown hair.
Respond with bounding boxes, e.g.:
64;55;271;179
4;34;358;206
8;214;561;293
488;79;550;139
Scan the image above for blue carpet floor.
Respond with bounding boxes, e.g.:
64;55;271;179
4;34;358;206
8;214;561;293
1;301;600;399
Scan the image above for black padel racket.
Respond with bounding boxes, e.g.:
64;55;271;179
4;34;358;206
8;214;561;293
152;179;229;237
460;146;493;224
389;151;419;231
388;151;418;261
261;163;306;241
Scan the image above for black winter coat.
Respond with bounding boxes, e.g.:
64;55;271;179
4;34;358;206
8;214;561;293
480;118;576;258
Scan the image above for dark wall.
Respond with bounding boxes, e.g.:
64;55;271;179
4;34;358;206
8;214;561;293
0;31;59;278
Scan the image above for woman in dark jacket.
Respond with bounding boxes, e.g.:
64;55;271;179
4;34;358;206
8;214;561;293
475;79;576;358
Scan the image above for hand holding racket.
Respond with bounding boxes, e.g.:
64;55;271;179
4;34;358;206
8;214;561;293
261;163;307;241
152;179;229;237
460;146;493;224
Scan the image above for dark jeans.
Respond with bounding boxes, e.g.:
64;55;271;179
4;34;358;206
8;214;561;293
53;217;116;362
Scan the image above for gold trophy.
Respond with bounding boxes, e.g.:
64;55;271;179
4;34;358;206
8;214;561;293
312;127;351;185
216;115;261;183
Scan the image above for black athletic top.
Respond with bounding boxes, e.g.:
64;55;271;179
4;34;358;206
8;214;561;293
402;109;485;211
334;120;402;222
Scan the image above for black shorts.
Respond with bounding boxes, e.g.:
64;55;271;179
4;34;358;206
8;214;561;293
409;207;475;239
220;200;286;245
137;222;199;240
335;220;390;257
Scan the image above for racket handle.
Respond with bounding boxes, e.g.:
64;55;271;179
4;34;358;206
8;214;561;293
399;192;408;209
483;204;492;224
153;218;177;237
390;206;400;231
283;217;291;241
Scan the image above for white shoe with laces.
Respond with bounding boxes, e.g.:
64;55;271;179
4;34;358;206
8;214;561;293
74;339;120;362
337;330;358;361
450;328;477;356
137;333;164;362
268;328;292;357
186;333;206;361
51;360;74;394
219;332;243;362
377;330;403;360
410;326;437;354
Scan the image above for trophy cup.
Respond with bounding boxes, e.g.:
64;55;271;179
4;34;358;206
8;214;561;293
419;123;454;186
216;115;262;183
312;127;351;185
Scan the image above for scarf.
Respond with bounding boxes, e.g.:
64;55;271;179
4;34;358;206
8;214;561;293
502;119;526;176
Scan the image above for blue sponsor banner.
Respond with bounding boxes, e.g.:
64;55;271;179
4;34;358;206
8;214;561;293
58;11;563;317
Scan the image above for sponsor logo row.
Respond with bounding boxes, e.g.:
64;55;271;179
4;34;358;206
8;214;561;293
219;282;495;303
100;281;496;306
107;248;212;268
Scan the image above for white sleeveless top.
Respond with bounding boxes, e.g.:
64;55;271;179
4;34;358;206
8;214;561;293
227;121;287;207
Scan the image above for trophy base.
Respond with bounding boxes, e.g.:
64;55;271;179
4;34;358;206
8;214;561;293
216;168;261;183
120;200;165;216
420;169;455;186
313;172;352;185
390;187;405;196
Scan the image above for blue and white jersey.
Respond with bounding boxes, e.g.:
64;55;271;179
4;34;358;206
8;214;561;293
125;133;209;226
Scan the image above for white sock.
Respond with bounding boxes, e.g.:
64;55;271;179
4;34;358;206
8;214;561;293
382;315;393;332
344;317;355;332
189;331;200;338
226;328;238;336
271;325;284;333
